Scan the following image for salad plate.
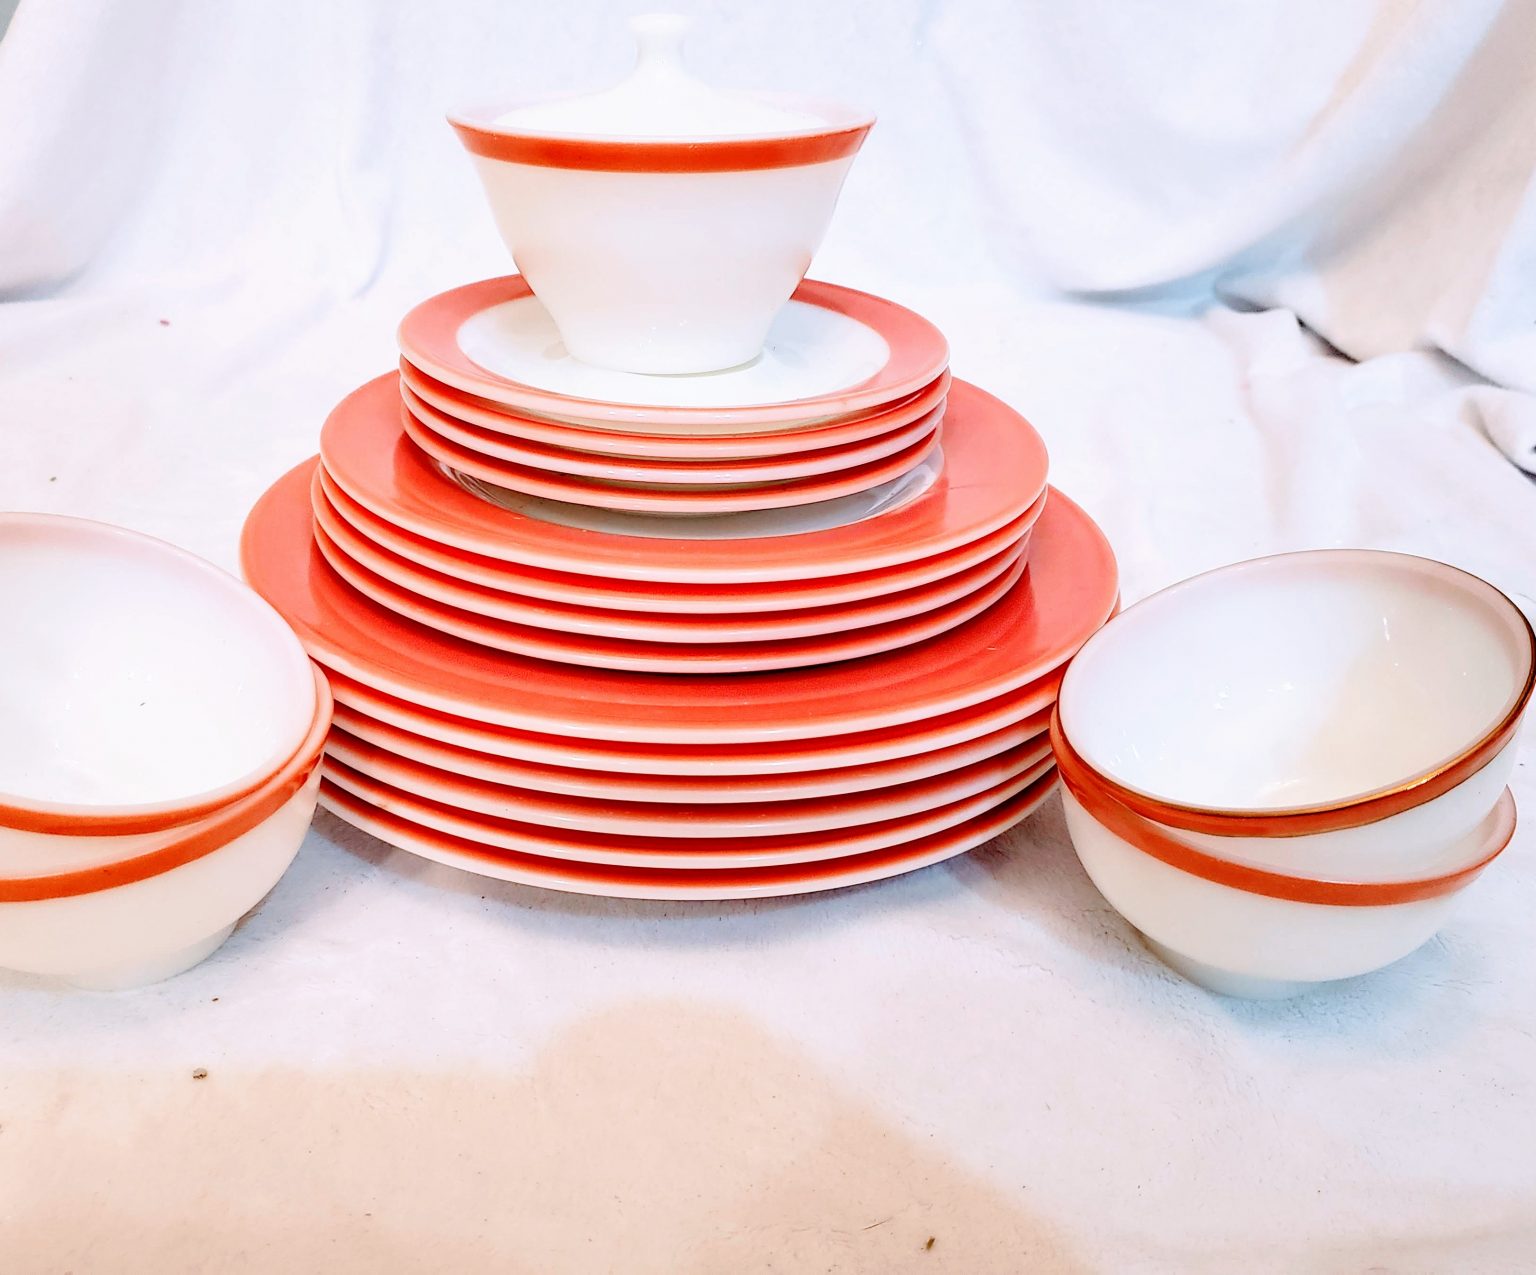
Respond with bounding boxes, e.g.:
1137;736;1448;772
401;381;943;484
398;360;951;459
401;402;942;513
396;277;948;433
319;375;1047;583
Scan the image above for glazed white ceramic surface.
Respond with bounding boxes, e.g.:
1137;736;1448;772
467;155;861;374
454;289;888;406
491;15;824;139
0;769;321;991
452;17;871;373
0;514;316;824
1058;550;1531;837
1062;788;1511;999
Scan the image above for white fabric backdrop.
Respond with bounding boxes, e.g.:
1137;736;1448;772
1;2;1534;1271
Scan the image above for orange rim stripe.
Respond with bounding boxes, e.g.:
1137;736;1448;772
1050;707;1515;907
448;118;871;173
0;668;333;902
1061;560;1535;838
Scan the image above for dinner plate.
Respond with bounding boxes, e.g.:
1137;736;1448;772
310;514;1028;672
402;404;944;514
325;728;1052;839
396;277;950;434
318;766;1056;899
323;668;1064;776
322;754;1054;870
242;462;1116;742
399;359;952;460
329;698;1052;802
312;479;1029;643
320;374;1048;583
401;379;945;483
316;465;1045;615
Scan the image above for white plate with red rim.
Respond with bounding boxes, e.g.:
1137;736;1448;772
241;462;1117;742
310;511;1027;673
311;479;1029;644
325;726;1052;838
399;359;952;459
322;753;1054;870
319;766;1056;899
320;374;1048;583
329;697;1052;803
315;465;1045;616
400;380;945;485
324;667;1063;777
396;277;950;435
401;402;944;514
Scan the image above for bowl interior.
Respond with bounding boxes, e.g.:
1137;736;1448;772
1060;552;1532;812
0;517;315;813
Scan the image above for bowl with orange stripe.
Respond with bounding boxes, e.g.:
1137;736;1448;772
0;668;332;990
1049;548;1533;996
447;14;873;374
1054;708;1516;999
0;514;319;844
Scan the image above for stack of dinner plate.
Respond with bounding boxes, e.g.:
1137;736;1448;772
239;300;1117;898
238;17;1120;900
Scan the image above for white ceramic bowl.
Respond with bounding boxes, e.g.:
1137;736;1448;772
449;16;873;373
0;669;332;990
1056;550;1534;875
0;514;318;838
1060;783;1516;999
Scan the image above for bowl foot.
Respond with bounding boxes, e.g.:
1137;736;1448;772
1141;935;1314;1000
61;923;239;992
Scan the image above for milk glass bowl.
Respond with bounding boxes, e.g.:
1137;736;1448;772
1056;550;1533;876
449;14;874;374
1052;549;1532;997
0;669;332;990
0;514;318;838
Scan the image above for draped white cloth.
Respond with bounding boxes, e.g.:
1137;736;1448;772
1;2;1533;1270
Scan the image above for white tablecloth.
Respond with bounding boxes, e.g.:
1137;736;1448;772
2;2;1534;1270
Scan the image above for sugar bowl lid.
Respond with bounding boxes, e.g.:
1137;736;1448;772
449;13;874;171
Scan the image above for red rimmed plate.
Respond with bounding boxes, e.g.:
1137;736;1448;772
312;475;1028;644
322;754;1054;871
316;466;1044;615
329;698;1052;803
325;669;1062;776
325;727;1052;839
400;360;952;460
396;277;949;434
319;766;1055;898
401;380;944;485
241;461;1117;742
402;402;943;514
311;513;1027;673
321;374;1047;584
